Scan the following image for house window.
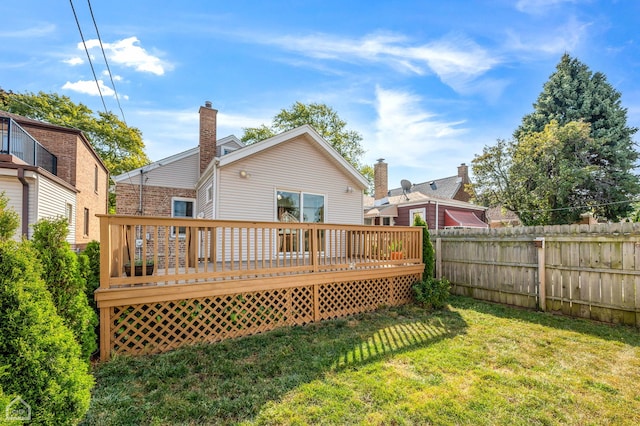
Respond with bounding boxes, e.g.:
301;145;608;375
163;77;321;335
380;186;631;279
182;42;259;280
382;217;391;226
206;184;213;203
94;164;98;193
172;197;195;237
221;146;236;156
66;203;73;224
83;208;89;236
276;190;325;223
409;208;427;225
276;190;325;253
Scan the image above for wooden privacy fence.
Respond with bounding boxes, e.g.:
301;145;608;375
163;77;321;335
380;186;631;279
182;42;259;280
96;215;424;360
434;223;640;327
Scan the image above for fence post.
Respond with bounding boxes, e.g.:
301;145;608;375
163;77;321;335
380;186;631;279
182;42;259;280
98;215;112;361
534;237;546;311
436;237;442;280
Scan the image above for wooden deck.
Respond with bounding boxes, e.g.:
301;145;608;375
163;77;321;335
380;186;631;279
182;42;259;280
95;215;424;360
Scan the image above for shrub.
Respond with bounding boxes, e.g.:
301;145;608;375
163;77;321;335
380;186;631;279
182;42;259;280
0;239;93;424
412;277;451;310
0;192;19;242
31;218;98;362
79;240;100;314
412;214;434;280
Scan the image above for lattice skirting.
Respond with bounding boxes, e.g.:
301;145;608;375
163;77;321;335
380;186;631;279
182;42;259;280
105;273;419;357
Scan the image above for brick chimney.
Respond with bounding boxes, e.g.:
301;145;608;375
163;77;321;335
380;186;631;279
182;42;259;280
374;158;388;200
199;101;218;174
457;163;469;184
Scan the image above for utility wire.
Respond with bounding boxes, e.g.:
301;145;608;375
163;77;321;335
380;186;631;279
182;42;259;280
69;0;108;114
86;0;127;125
514;198;639;215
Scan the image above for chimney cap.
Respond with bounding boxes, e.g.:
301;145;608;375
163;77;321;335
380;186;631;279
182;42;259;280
205;101;212;108
376;158;385;163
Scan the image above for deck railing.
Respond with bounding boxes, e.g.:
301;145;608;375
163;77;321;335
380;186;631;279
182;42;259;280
96;215;424;359
98;215;423;290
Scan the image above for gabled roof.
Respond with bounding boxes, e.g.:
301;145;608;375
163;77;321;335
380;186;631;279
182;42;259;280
216;125;369;188
388;175;463;199
112;135;244;183
364;189;487;217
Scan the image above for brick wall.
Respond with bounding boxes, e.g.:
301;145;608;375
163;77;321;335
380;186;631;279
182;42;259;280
21;124;78;186
18;123;108;248
199;103;217;174
116;182;197;216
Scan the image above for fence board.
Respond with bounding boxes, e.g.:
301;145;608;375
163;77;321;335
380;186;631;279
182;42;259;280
433;223;640;328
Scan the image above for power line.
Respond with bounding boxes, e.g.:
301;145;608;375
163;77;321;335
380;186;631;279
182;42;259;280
86;0;127;125
69;0;108;115
514;198;639;215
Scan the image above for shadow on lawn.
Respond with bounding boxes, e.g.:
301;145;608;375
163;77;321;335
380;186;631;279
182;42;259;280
84;305;467;425
450;295;640;347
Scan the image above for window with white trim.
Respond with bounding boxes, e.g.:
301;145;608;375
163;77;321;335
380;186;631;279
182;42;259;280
409;208;427;226
171;197;195;237
206;184;213;203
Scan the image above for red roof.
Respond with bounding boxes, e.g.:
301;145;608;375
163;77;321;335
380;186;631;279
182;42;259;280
444;210;488;228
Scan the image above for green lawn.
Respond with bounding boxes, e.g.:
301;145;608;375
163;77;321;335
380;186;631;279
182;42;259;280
83;296;640;425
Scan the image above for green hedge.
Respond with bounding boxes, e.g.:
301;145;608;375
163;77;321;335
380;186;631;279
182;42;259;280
31;218;98;362
0;239;93;424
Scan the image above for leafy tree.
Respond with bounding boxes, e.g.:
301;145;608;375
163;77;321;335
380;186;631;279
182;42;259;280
514;54;639;220
0;89;149;176
242;102;373;189
473;121;604;226
31;218;98;362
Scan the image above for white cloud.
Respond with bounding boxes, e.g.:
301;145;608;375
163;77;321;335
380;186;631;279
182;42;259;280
0;24;56;38
101;70;123;81
516;0;581;15
367;86;467;168
265;32;500;94
62;79;115;97
505;16;590;54
82;37;171;76
63;57;84;66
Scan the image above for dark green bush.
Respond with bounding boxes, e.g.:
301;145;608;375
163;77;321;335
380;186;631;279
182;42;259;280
412;277;451;310
412;214;434;281
31;218;98;362
0;239;93;424
79;240;100;315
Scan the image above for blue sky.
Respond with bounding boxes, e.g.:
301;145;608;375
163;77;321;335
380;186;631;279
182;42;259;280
1;0;639;189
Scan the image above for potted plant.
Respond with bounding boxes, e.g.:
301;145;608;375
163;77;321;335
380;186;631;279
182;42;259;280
388;240;403;260
124;259;155;277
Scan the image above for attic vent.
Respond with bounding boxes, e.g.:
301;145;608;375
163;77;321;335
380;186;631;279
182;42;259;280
430;181;437;190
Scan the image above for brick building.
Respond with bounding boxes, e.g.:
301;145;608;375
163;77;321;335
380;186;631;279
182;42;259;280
0;111;109;248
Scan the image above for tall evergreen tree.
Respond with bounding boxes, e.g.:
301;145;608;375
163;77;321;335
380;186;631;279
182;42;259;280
515;54;639;220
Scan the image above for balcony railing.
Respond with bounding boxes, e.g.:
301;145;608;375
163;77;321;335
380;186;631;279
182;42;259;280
1;117;57;175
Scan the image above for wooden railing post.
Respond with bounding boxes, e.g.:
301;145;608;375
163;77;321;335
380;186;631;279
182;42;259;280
98;215;112;361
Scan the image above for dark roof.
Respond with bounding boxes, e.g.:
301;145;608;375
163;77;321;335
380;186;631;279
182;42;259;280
388;175;462;199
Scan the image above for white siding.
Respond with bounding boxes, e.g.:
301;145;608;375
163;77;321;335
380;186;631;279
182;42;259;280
0;176;27;241
35;174;77;245
216;134;363;224
143;151;199;189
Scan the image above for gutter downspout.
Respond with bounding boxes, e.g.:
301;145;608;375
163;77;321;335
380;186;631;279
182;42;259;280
138;169;144;215
435;201;439;230
213;159;219;219
17;168;29;238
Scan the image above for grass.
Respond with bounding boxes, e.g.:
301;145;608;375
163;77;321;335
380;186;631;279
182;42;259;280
83;296;640;425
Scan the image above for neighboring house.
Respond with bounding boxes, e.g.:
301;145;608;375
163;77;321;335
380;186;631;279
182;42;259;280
0;111;109;248
364;159;488;229
113;102;368;227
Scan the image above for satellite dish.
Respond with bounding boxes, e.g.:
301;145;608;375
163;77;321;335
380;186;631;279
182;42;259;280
401;179;412;200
